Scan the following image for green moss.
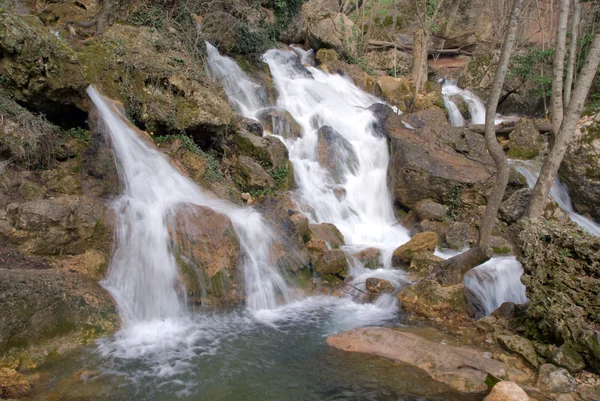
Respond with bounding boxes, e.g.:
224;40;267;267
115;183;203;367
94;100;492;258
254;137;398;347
508;147;538;159
492;246;513;254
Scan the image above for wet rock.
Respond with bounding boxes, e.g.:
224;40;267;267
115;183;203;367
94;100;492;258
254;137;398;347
387;110;495;211
320;59;372;92
499;188;531;225
559;112;600;222
445;221;471;249
326;327;507;393
398;280;467;319
290;213;310;240
202;11;240;53
392;232;437;265
316;126;359;183
243;118;264;136
315;48;339;65
490;236;513;255
408;251;444;279
412;220;448;243
415;199;448;222
309;223;345;249
353;248;381;269
483;381;529;401
508;118;542;159
516;219;600;373
256;108;303;140
86;106;120;196
0;368;31;399
0;268;118;353
497;334;539;368
18;179;46;201
234;128;289;169
536;364;577;394
314;249;347;275
551;344;586;374
365;278;393;294
169;204;241;306
233;155;275;191
458;51;499;99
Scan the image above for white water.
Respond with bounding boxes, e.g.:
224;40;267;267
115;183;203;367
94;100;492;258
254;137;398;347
511;160;600;236
442;80;486;126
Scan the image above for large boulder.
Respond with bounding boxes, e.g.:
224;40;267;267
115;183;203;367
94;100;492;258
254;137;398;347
499;188;532;225
508;118;542;159
168;204;241;306
392;232;438;265
316;126;359;183
398;279;468;320
387;108;495;212
326;327;507;394
516;218;600;373
309;222;345;249
483;381;530;401
256;108;303;140
302;0;356;54
559;112;600;222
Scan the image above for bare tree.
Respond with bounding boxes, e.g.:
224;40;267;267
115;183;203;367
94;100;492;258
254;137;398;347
551;0;571;133
564;0;581;106
526;32;600;219
411;0;444;95
392;0;398;77
430;0;525;286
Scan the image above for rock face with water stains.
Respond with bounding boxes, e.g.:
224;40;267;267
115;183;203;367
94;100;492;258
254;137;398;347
326;327;507;393
316;126;359;183
515;218;600;374
256;108;303;139
169;204;242;307
559;113;600;222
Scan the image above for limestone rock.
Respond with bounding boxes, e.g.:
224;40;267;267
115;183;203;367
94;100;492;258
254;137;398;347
0;368;31;399
415;199;448;221
234;155;275;191
256;108;303;140
314;249;347;275
536;364;577;394
508;118;542;159
398;279;467;319
497;334;539;368
169;204;241;306
490;236;513;255
18;179;46;201
309;223;345;249
408;251;444;279
302;2;356;54
365;49;413;73
500;188;531;225
315;48;339;65
365;278;393;294
559;112;600;222
392;232;438;265
326;327;507;393
551;344;586;374
445;221;472;249
353;248;381;269
316;126;358;183
483;381;529;401
234;128;290;169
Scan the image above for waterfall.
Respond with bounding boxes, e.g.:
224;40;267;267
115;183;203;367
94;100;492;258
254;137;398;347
88;86;290;324
511;160;600;236
442;80;486;125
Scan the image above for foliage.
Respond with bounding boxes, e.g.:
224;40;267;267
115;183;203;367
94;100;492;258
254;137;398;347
270;164;289;188
126;4;164;28
64;127;91;145
446;185;462;219
509;46;554;101
234;23;276;55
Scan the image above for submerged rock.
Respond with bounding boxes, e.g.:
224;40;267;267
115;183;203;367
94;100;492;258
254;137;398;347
353;248;381;269
316;126;359;183
326;327;507;393
314;249;347;275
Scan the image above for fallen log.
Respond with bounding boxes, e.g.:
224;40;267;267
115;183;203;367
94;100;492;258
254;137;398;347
468;121;553;135
367;40;473;56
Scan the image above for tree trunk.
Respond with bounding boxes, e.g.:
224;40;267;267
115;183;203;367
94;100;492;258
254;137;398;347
430;0;525;285
551;0;571;133
392;0;398;77
526;33;600;219
443;0;461;38
564;0;580;106
411;27;428;94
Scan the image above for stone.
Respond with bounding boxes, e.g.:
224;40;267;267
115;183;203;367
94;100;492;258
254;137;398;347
52;174;82;195
233;155;275;191
580;385;600;401
415;199;448;221
497;335;539;368
483;381;529;401
408;251;444;279
559;112;600;222
234;128;290;169
315;48;339;64
309;223;344;249
490;236;513;255
412;220;448;242
326;327;507;394
316;126;358;183
302;2;357;54
365;278;394;294
169;204;241;306
398;280;467;319
290;213;310;239
516;218;600;373
0;368;31;399
367;103;391;138
353;248;381;269
508;118;542;159
392;232;438;265
256;108;303;140
445;221;472;249
365;49;413;73
536;364;577;394
458;51;500;99
551;344;586;374
499;188;531;225
314;249;347;275
202;11;240;53
19;179;46;201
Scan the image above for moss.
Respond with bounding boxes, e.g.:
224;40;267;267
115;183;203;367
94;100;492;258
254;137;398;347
492;246;513;254
508;147;538;159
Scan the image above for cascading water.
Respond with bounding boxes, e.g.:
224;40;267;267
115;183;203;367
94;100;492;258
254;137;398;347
511;159;600;236
441;80;486;125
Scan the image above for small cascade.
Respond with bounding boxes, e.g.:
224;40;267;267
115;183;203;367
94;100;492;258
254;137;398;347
88;86;291;326
511;160;600;236
205;42;267;118
441;80;486;125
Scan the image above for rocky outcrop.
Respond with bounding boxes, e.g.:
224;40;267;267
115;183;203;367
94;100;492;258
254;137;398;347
398;280;468;320
387;108;496;213
516;218;600;373
559;112;600;222
302;0;356;55
508;118;542;159
168;204;242;306
256;108;303;139
326;327;507;393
